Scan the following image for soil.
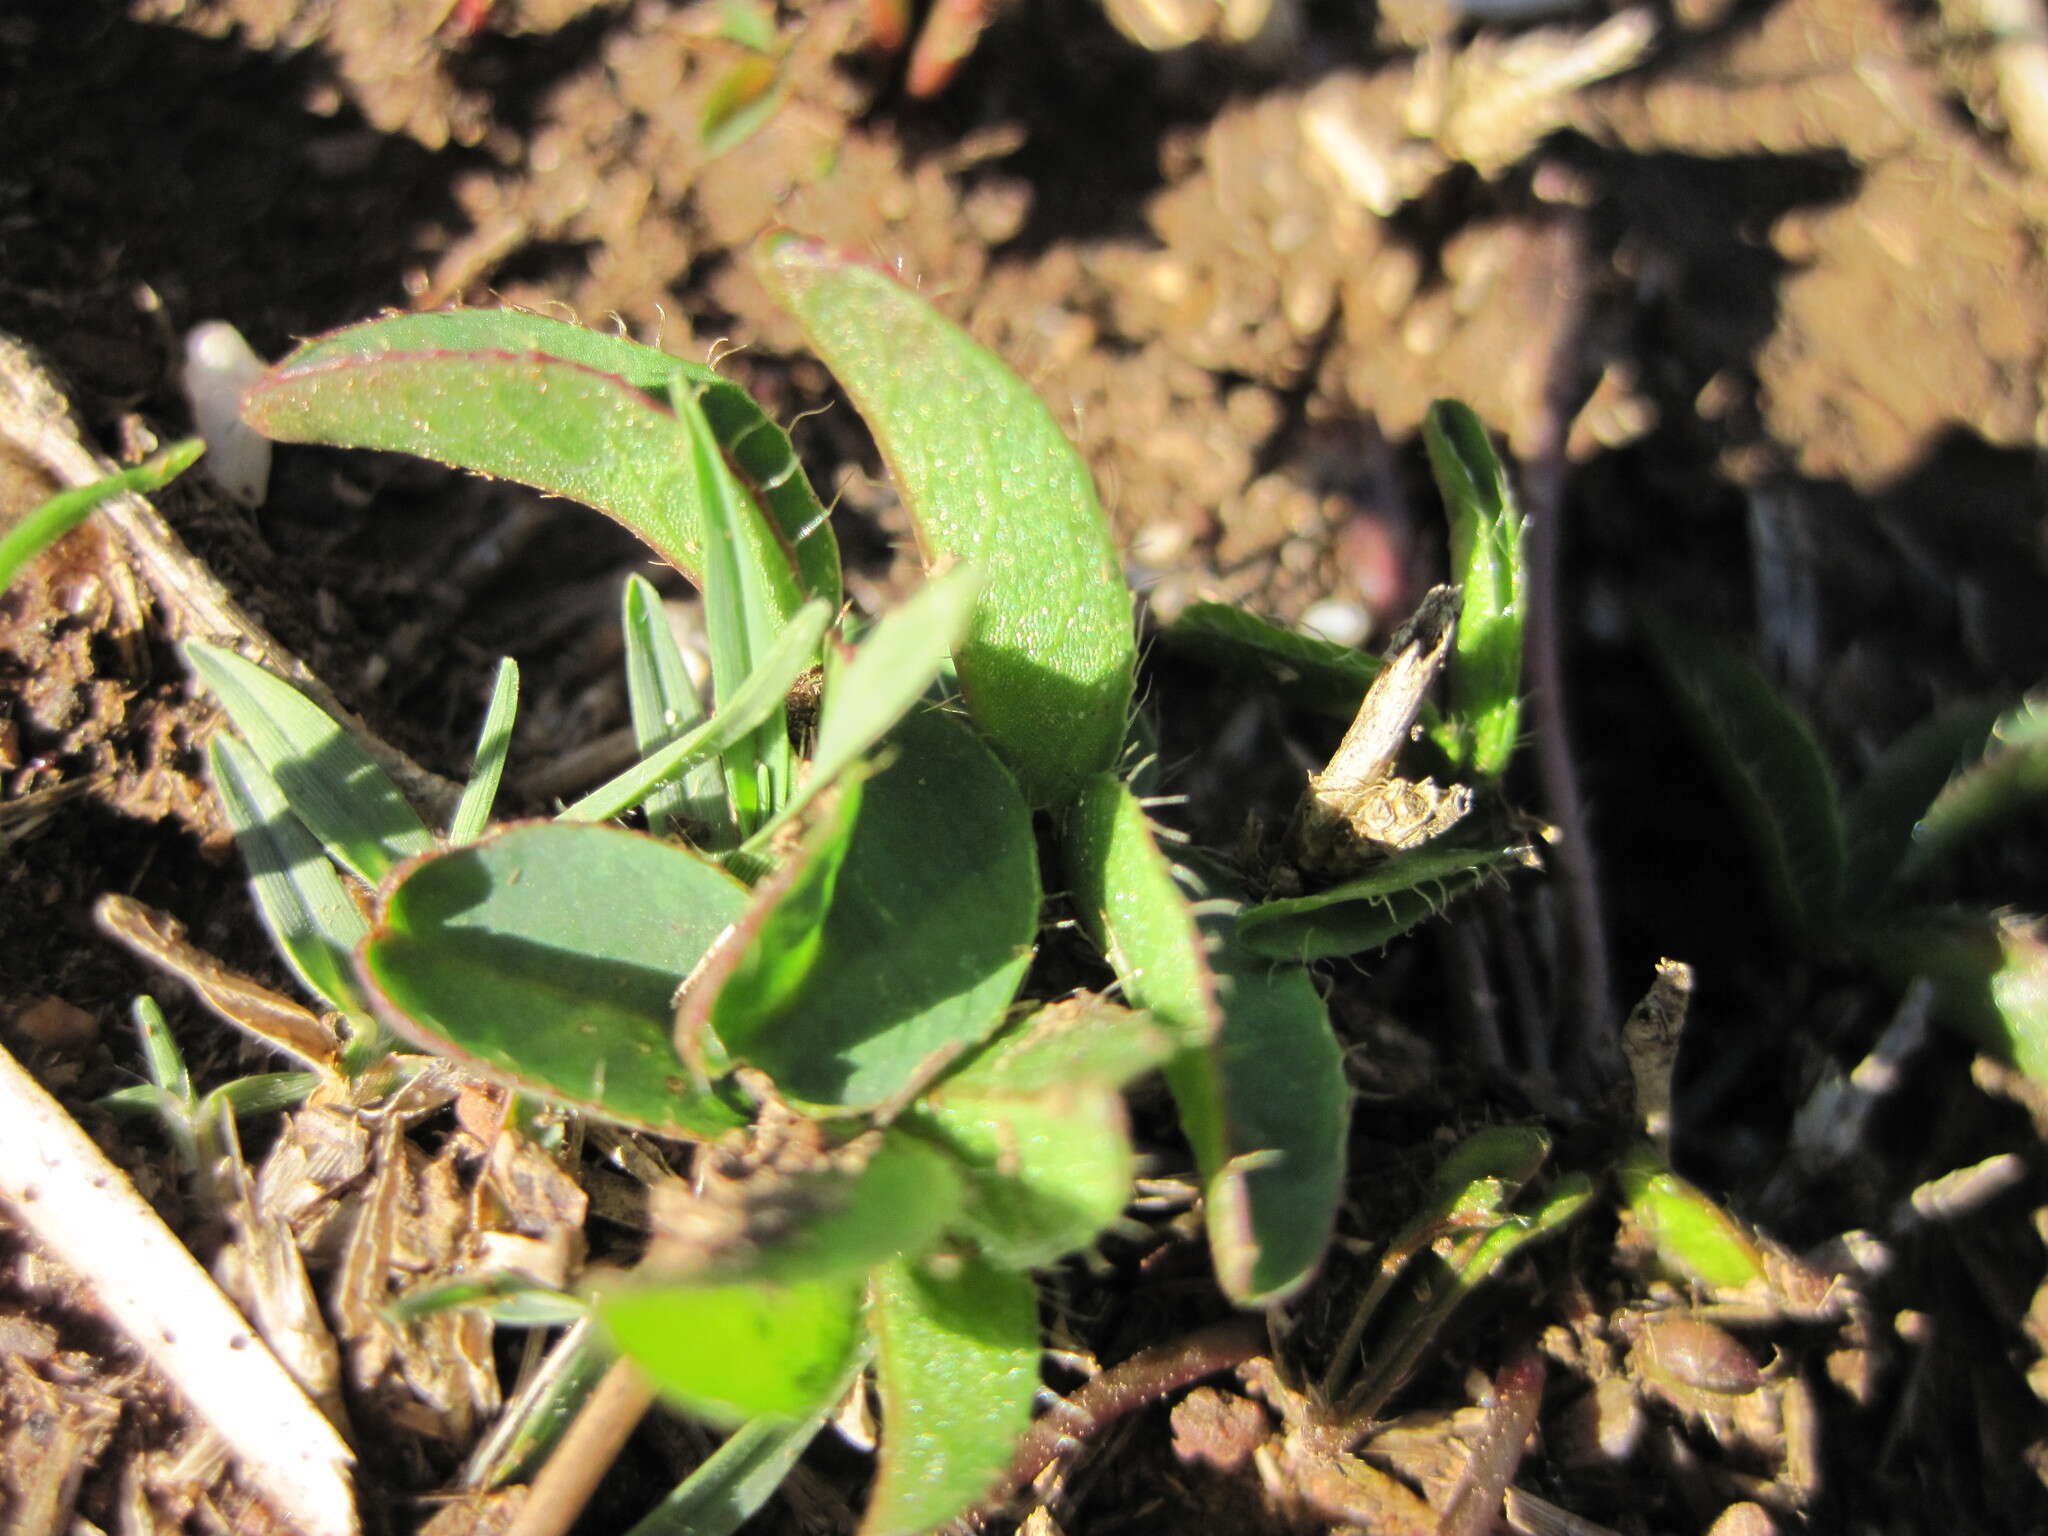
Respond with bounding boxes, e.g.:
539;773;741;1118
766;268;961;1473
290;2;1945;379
5;0;2048;1532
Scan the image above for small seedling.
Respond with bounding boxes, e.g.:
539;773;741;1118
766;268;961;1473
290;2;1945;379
1648;616;2048;1080
165;239;1539;1533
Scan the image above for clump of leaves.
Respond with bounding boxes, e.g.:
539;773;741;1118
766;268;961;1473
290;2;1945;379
1648;617;2048;1080
174;239;1537;1532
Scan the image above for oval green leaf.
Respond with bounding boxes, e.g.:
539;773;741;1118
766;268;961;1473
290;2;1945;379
361;821;748;1137
757;237;1135;806
711;706;1038;1110
243;310;839;615
599;1274;865;1425
864;1254;1039;1536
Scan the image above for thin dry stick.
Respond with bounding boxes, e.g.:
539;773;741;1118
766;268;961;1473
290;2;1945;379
1517;216;1617;1097
0;332;461;820
502;1356;657;1536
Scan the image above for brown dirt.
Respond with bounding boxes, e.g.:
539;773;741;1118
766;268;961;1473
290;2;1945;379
6;0;2048;1531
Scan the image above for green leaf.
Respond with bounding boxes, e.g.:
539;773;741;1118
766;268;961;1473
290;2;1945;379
1900;696;2048;885
710;707;1038;1110
1160;602;1385;721
677;384;795;835
621;574;721;840
716;1133;967;1288
560;599;831;826
600;1276;865;1425
745;564;984;852
626;1413;827;1536
1235;842;1537;961
207;733;375;1024
0;437;203;595
1202;959;1350;1305
188;640;434;885
361;821;749;1137
243;311;840;614
757;237;1136;806
449;658;519;845
1852;910;2048;1083
717;0;779;50
1060;776;1344;1304
700;55;787;158
1614;1144;1770;1292
1060;774;1222;1053
907;997;1173;1267
865;1254;1039;1536
1643;615;1845;936
1841;699;2003;900
693;782;864;1060
1423;401;1524;781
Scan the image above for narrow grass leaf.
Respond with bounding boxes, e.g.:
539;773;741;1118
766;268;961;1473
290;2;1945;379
560;599;830;825
1841;699;2003;900
758;236;1135;806
626;1412;828;1536
864;1254;1039;1536
1899;695;2048;885
744;564;982;851
1161;602;1385;720
449;658;519;845
1424;401;1525;780
1642;615;1845;936
207;734;374;1021
188;640;433;885
245;311;840;608
0;437;203;595
1235;842;1537;961
700;55;787;157
714;707;1038;1110
362;822;749;1137
621;574;721;839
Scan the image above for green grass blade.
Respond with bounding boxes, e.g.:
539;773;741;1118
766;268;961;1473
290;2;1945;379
244;311;839;611
559;599;830;826
675;383;795;835
1235;842;1537;960
625;1412;827;1536
207;734;375;1024
1642;615;1846;936
620;574;723;840
1161;601;1386;720
864;1254;1039;1536
1423;401;1525;781
188;640;433;885
740;564;982;855
0;438;202;594
449;658;519;846
1840;698;2002;900
1899;695;2048;885
131;994;193;1103
757;236;1136;806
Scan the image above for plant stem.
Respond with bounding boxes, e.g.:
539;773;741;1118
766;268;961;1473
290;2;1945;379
988;1315;1265;1508
503;1357;656;1536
